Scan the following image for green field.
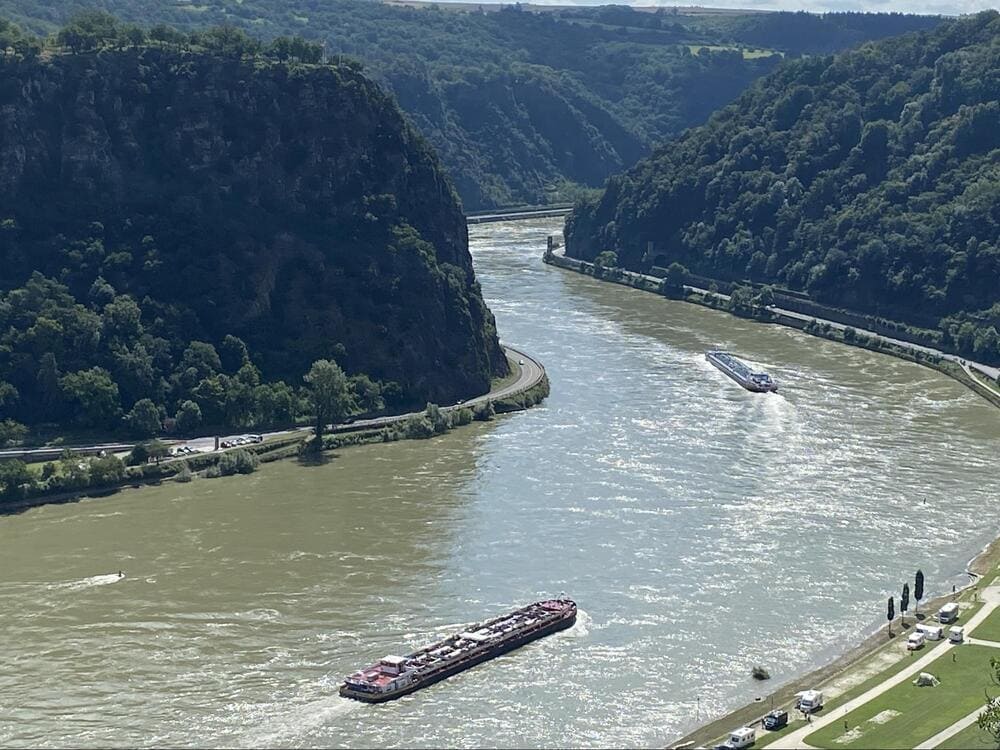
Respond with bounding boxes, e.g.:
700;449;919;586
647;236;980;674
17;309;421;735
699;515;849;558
972;605;1000;643
937;719;998;749
806;645;1000;749
686;44;782;59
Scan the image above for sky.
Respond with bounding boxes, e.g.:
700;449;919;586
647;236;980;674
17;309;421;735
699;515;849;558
443;0;998;16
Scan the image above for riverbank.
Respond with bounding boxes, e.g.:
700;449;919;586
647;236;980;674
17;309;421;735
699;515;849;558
0;349;549;514
670;535;1000;749
543;251;1000;411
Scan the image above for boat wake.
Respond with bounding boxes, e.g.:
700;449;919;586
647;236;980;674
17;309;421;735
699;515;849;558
48;574;124;591
238;694;360;747
567;608;591;638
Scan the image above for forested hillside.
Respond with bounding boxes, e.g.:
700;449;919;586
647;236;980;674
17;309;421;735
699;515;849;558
0;0;941;209
566;12;1000;364
0;19;506;444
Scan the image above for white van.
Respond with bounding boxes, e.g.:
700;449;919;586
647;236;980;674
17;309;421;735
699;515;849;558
906;631;926;650
727;727;756;749
949;626;965;643
916;624;944;640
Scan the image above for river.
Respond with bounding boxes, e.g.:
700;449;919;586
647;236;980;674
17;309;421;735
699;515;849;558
2;218;999;748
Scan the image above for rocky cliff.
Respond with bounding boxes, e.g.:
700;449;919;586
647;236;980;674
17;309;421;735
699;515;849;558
0;43;508;412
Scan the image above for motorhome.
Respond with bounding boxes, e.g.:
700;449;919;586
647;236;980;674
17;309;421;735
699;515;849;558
915;624;944;640
938;602;959;623
726;727;756;749
906;631;926;650
798;690;824;713
949;626;965;643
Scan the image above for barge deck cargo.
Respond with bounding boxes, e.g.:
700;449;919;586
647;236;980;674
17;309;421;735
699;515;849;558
340;598;577;703
706;350;778;392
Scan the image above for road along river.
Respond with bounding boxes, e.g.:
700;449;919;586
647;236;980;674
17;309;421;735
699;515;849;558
2;218;999;748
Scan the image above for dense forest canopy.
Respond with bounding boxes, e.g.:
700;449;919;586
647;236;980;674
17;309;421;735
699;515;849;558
0;0;942;208
0;18;507;445
565;12;1000;364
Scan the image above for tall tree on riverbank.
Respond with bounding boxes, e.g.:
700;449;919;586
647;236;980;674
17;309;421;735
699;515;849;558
901;583;910;627
977;657;1000;745
915;570;925;618
887;596;895;637
304;359;354;445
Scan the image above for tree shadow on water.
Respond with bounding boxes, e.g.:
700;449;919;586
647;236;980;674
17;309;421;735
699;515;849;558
295;451;336;467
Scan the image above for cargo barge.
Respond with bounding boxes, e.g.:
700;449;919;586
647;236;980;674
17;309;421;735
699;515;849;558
340;598;577;703
706;350;778;392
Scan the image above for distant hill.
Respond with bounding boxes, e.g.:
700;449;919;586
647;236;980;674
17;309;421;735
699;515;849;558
565;11;1000;364
0;20;506;439
0;0;943;209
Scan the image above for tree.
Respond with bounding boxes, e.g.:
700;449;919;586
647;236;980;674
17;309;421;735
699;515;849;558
901;583;910;627
0;419;27;448
887;596;895;637
0;459;33;500
89;454;125;485
220;335;250;373
125;398;161;438
594;250;618;269
128;443;150;466
661;262;688;294
181;342;222;380
60;367;122;429
304;359;354;442
174;400;203;434
146;440;170;466
915;569;924;618
977;657;1000;745
350;374;384;414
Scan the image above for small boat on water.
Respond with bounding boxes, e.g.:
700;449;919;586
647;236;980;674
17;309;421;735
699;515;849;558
706;350;778;393
339;598;577;703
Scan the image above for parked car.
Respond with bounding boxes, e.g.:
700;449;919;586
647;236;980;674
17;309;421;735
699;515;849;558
907;631;926;650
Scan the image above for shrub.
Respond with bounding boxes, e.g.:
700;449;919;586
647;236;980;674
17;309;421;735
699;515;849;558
217;448;258;476
175;465;193;482
473;401;495;421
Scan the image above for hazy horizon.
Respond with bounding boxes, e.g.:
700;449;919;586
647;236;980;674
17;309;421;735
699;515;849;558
432;0;997;18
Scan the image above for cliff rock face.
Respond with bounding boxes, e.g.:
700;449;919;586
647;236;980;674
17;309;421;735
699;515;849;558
0;47;508;404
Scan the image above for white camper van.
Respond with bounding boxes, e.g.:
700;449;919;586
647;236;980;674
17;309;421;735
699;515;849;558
726;727;756;749
938;602;960;623
798;690;824;713
915;624;944;640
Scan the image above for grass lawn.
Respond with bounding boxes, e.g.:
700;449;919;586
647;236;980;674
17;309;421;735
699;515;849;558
686;43;782;59
805;644;1000;749
972;605;1000;643
937;719;1000;749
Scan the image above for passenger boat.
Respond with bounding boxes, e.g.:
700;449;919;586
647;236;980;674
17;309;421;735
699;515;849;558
339;598;577;703
706;350;778;392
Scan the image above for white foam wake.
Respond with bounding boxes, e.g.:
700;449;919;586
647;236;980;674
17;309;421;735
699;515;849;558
49;574;125;591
